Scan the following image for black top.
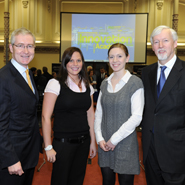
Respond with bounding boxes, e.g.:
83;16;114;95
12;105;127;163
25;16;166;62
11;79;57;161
53;85;91;138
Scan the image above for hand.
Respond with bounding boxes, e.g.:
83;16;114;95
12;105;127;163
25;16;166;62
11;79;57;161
8;161;24;176
105;140;116;151
99;140;109;152
46;149;57;163
89;141;97;159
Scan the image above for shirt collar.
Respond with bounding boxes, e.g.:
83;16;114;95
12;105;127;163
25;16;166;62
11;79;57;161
66;76;86;91
158;54;177;70
106;70;131;84
11;58;28;75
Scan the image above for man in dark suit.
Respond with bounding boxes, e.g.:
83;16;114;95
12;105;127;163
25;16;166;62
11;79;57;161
97;66;106;92
142;25;185;185
0;28;42;185
42;66;53;84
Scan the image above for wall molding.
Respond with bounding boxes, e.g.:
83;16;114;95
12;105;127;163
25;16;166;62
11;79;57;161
1;46;185;56
35;46;59;54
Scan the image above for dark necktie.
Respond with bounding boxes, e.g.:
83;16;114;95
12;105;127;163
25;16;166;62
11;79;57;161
157;66;167;98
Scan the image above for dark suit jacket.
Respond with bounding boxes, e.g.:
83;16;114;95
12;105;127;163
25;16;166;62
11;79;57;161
97;73;106;92
0;61;41;171
43;71;53;83
141;57;185;174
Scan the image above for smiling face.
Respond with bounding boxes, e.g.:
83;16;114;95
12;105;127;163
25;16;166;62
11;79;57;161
152;29;177;65
108;47;130;73
9;34;35;68
66;51;83;78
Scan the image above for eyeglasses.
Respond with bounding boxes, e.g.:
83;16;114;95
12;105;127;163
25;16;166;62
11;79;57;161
13;44;35;50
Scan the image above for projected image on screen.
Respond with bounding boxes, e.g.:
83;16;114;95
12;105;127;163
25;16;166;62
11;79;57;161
60;13;148;63
71;14;135;62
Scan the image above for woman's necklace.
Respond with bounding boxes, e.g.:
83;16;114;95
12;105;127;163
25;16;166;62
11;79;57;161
69;75;82;89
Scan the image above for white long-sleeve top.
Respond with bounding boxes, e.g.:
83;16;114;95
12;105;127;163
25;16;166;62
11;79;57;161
94;70;144;146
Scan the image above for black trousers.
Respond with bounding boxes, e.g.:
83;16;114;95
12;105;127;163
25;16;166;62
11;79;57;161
51;135;90;185
145;134;185;185
0;167;35;185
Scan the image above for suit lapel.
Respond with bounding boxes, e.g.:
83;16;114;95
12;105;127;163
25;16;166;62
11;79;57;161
148;63;158;102
157;57;183;105
8;62;38;100
29;69;39;100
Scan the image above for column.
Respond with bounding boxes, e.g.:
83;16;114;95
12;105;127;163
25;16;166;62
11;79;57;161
4;0;10;64
172;0;179;32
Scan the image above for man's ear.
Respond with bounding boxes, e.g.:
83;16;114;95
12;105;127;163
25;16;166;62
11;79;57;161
174;40;177;49
9;44;13;53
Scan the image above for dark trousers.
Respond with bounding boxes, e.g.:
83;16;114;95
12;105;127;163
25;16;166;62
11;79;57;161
51;136;90;185
101;167;134;185
145;134;185;185
0;167;35;185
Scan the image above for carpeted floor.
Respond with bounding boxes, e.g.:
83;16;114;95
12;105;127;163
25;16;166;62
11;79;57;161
32;131;146;185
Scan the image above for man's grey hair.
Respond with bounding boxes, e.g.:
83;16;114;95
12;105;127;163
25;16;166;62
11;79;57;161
10;27;36;45
87;66;93;71
150;25;178;45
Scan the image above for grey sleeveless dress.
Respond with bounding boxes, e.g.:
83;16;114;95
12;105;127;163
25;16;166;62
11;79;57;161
98;75;143;174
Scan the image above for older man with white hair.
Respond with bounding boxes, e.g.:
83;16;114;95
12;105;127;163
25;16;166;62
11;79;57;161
141;25;185;185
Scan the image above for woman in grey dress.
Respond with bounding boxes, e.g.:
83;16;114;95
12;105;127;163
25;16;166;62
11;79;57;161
94;43;144;185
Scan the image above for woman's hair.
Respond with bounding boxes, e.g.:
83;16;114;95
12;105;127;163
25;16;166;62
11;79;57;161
108;43;129;57
10;27;36;45
88;69;94;76
57;47;89;88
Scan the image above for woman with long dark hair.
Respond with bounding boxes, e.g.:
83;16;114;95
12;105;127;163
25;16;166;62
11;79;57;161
42;47;96;185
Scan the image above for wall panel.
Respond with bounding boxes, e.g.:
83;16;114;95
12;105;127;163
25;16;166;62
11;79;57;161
0;2;4;32
61;1;123;13
178;2;185;42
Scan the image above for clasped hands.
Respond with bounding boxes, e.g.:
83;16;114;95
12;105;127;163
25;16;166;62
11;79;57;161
99;139;115;151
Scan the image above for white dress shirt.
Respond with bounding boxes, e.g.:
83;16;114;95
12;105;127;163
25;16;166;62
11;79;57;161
157;55;177;83
94;70;144;145
44;76;94;96
11;58;35;94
